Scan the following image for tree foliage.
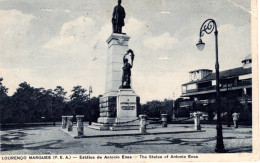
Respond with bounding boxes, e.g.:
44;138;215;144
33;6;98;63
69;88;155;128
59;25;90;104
0;78;10;124
69;86;88;116
1;79;177;124
0;80;100;124
140;99;174;120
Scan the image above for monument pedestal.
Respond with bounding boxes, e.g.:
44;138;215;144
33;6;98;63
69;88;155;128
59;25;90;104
88;32;141;131
90;88;139;131
109;89;139;130
116;89;138;122
89;33;132;130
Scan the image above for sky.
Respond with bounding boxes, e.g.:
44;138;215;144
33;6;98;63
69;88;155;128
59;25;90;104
0;0;251;103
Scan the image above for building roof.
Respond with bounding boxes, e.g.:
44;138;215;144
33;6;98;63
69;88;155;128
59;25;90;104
189;69;212;73
242;54;252;63
182;67;252;85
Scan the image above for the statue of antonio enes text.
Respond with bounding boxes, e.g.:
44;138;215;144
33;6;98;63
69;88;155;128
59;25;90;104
120;49;135;89
112;0;125;33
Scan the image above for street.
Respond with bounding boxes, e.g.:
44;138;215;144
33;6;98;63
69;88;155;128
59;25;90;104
0;124;252;154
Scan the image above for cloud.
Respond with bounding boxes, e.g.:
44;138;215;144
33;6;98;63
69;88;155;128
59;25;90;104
133;70;188;102
160;11;170;14
132;23;251;101
226;0;251;14
44;16;97;55
124;17;148;36
217;24;251;68
42;16;111;96
0;10;36;63
60;17;95;37
43;16;182;101
158;57;169;60
0;4;251;103
0;68;37;94
44;16;112;60
143;32;177;50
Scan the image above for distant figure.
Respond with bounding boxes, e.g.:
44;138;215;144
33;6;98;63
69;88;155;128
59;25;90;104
112;0;126;33
120;49;134;89
232;112;239;128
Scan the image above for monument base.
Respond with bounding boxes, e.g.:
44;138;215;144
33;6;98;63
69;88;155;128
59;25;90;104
88;117;116;130
89;89;140;131
109;118;139;131
88;122;110;130
108;88;139;130
116;88;137;117
88;92;117;130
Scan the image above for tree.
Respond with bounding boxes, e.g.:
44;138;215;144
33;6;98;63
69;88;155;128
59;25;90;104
40;88;54;121
52;86;67;120
9;83;54;123
0;81;100;124
0;77;8;98
70;86;88;102
140;99;175;120
70;86;88;116
89;96;100;122
11;82;36;122
145;100;162;118
54;86;67;99
0;78;10;124
162;99;174;121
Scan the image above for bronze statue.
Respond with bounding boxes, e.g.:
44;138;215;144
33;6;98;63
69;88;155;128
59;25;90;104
112;0;125;33
120;49;135;89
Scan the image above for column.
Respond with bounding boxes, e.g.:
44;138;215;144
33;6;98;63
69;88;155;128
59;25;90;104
161;114;168;127
67;116;73;132
76;115;84;136
193;112;201;130
61;116;67;129
139;114;147;134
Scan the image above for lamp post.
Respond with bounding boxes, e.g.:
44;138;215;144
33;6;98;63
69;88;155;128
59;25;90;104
196;19;226;153
226;70;232;127
88;86;93;125
172;92;176;119
226;77;231;127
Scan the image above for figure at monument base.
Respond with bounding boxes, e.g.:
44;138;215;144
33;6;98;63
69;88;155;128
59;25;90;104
120;49;134;89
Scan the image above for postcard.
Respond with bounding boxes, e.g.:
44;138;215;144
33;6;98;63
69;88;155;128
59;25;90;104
0;0;259;162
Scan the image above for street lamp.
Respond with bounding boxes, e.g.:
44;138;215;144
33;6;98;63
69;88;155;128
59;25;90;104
225;70;232;127
196;39;205;51
88;86;93;125
196;19;226;153
89;86;93;98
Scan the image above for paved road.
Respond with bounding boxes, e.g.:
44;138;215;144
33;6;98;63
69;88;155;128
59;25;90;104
0;124;252;154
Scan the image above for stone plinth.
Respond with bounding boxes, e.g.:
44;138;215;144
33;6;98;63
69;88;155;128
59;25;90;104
161;114;168;127
105;33;130;93
67;116;73;132
193;112;201;130
76;115;84;136
98;94;117;124
61;116;67;129
108;89;139;131
116;89;137;123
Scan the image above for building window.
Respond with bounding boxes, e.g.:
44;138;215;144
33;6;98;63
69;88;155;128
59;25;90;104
182;86;187;93
187;84;197;90
239;74;252;80
212;80;216;86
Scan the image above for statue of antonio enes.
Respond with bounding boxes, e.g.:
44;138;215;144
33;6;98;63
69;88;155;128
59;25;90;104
112;0;126;33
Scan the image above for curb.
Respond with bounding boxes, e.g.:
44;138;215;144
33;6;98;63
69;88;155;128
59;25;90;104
68;130;206;139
